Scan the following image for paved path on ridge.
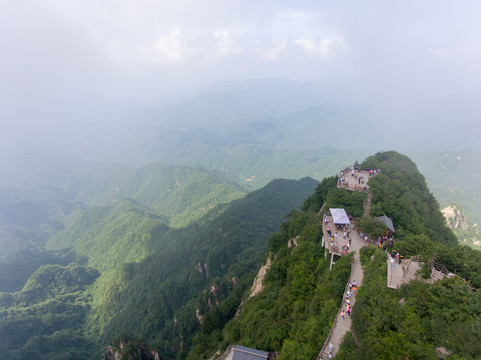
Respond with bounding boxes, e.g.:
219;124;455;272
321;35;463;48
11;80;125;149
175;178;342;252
318;170;373;359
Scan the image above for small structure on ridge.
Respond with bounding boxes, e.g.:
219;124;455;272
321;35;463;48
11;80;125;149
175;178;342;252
377;215;395;236
218;345;275;360
330;208;351;227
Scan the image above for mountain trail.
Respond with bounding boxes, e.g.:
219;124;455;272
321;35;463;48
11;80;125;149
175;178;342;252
318;170;374;359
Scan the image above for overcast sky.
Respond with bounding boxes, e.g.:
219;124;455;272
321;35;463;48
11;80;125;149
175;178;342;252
1;0;481;154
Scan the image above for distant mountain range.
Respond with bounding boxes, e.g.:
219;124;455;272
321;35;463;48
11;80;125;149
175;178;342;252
4;79;479;224
0;79;480;359
0;162;317;358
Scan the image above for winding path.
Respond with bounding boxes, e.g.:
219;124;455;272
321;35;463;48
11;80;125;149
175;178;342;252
317;170;373;359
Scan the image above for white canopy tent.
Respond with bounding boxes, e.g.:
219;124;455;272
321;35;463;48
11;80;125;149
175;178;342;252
330;208;350;225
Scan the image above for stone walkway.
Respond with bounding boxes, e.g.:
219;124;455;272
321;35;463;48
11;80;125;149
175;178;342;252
318;222;364;359
337;170;372;194
318;169;374;359
387;256;405;289
388;257;423;289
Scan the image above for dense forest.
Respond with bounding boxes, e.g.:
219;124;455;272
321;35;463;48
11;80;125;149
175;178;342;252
187;151;481;359
336;246;481;359
186;176;352;359
1;151;481;359
0;173;317;359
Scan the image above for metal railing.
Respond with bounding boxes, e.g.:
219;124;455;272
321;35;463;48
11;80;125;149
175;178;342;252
317;260;355;360
322;212;342;256
216;345;234;360
429;260;472;289
400;255;420;284
387;254;393;287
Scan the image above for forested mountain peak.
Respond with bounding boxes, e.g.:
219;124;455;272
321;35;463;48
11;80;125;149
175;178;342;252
187;151;481;360
1;151;480;359
0;175;317;359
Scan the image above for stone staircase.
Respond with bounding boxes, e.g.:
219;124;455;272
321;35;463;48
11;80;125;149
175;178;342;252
429;260;473;289
402;265;418;282
430;267;445;281
363;193;372;216
318;169;373;359
401;256;422;284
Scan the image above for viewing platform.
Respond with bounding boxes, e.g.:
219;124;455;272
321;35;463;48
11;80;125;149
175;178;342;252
318;168;377;359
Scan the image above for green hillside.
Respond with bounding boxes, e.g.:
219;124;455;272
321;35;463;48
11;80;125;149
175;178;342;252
2;150;481;359
0;263;99;359
363;151;458;246
336;247;481;360
67;163;247;227
187;176;350;359
0;177;317;359
194;151;481;360
46;200;169;271
410;149;481;225
82;122;371;191
0;163;248;293
85;177;318;358
0;188;87;292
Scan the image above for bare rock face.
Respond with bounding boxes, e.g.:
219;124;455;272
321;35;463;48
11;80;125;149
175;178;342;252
436;346;452;359
442;203;481;248
196;308;204;324
442;204;468;230
287;235;300;248
104;337;156;360
249;257;272;299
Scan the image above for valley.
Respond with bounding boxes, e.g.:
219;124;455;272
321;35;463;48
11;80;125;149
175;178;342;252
1;149;480;359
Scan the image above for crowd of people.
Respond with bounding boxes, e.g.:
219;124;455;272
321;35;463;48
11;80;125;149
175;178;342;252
326;225;352;256
323;166;383;358
328;280;357;358
389;249;404;268
338;165;380;192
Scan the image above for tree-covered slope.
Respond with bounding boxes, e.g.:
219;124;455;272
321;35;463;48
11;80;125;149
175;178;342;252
67;162;247;227
362;151;458;246
0;187;87;292
46;200;169;271
360;152;481;288
0;162;246;293
3;150;480;359
337;247;481;360
193;151;481;360
0;263;99;360
85;177;319;358
0;177;318;359
186;177;349;360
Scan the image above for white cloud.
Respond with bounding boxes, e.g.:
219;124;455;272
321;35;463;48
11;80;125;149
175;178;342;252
294;37;346;58
138;26;346;66
213;30;244;57
258;42;288;60
142;28;200;63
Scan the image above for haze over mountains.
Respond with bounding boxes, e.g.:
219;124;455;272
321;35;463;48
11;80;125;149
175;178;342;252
2;2;481;358
3;78;480;228
1;65;481;360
